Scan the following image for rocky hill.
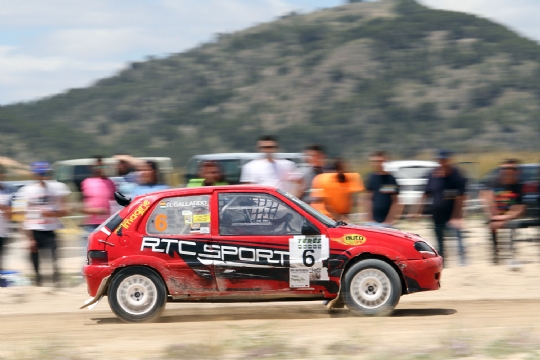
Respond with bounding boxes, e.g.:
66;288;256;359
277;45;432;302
2;0;540;166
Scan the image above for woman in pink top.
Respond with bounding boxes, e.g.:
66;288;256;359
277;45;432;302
81;157;116;232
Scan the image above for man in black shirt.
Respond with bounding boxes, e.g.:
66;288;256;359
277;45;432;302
365;151;401;227
300;144;327;204
417;150;467;265
482;159;525;264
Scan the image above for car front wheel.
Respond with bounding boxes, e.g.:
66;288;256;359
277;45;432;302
108;266;167;323
343;259;402;316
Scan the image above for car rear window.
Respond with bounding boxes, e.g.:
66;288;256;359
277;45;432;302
146;195;211;235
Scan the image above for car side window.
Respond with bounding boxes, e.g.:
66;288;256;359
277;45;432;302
218;193;305;236
146;195;211;235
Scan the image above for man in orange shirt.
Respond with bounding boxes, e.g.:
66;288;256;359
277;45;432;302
311;159;364;221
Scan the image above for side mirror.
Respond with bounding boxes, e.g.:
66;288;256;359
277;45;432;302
301;221;320;236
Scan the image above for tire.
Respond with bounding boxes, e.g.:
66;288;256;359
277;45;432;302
108;266;167;323
342;259;402;316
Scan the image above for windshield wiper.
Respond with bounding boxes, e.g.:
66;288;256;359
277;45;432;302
335;220;347;227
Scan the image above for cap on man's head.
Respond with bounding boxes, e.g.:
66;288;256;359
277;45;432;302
31;161;52;176
436;149;452;160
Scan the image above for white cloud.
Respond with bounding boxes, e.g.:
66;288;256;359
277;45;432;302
2;0;540;104
0;0;298;104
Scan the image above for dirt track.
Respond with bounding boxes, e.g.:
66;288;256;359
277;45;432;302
2;296;540;359
3;220;540;359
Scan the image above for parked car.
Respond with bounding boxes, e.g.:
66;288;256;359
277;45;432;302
82;185;443;323
383;161;439;213
480;163;540;219
185;153;306;185
53;157;174;193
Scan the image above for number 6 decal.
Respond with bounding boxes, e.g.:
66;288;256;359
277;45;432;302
155;214;168;232
302;250;315;267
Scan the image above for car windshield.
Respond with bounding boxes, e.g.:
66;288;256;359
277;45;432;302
393;166;435;179
277;189;337;227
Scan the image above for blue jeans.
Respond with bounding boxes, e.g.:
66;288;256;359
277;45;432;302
433;222;465;263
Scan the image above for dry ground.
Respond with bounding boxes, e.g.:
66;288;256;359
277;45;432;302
2;220;540;359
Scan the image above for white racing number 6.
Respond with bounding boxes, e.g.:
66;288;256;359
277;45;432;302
302;249;315;267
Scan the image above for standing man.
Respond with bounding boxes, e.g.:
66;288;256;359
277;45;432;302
300;144;327;204
81;156;116;234
416;150;467;265
188;161;228;187
481;159;525;264
17;162;71;286
0;165;13;278
365;151;401;227
240;135;302;196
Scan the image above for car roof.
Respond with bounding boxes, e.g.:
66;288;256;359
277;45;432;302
384;160;439;169
131;185;281;200
188;153;303;161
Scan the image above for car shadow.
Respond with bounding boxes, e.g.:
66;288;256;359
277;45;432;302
90;305;457;325
392;308;457;317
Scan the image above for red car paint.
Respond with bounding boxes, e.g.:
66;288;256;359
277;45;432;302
83;185;442;301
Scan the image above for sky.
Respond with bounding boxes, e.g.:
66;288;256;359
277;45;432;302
1;0;539;105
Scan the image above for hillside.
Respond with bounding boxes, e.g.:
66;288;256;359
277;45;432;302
2;0;540;167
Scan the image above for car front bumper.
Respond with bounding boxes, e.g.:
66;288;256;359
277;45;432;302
399;256;443;294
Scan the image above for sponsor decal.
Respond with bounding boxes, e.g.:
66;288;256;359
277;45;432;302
191;223;201;230
141;237;290;267
290;268;310;288
193;213;210;223
289;235;330;285
184;215;192;224
332;234;366;246
182;210;192;215
119;200;151;230
200;227;210;234
162;200;208;208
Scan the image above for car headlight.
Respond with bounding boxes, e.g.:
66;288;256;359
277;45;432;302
414;241;437;258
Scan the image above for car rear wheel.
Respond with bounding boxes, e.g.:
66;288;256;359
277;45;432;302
108;266;167;323
343;259;402;316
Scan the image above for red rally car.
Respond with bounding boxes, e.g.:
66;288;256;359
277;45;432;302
82;185;442;323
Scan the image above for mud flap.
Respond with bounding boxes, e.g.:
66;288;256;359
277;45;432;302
326;280;345;311
80;275;110;310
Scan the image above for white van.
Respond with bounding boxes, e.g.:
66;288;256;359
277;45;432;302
53;157;174;193
383;160;439;206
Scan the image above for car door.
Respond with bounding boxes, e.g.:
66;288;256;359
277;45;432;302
143;193;217;295
214;191;329;295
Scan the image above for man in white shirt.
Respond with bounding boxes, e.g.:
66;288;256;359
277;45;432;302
240;135;302;196
17;162;71;286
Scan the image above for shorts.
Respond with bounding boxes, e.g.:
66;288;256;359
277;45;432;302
32;231;57;250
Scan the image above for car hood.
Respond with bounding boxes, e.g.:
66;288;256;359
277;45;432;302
329;224;423;243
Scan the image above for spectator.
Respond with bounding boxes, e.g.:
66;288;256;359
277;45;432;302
364;151;401;227
416;150;467;266
17;162;71;286
80;156;116;234
240;135;302;196
482;159;525;264
131;160;169;197
300;144;327;203
0;165;13;278
187;161;228;187
311;159;365;222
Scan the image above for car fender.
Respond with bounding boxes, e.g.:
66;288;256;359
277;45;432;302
109;255;173;292
326;245;407;311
